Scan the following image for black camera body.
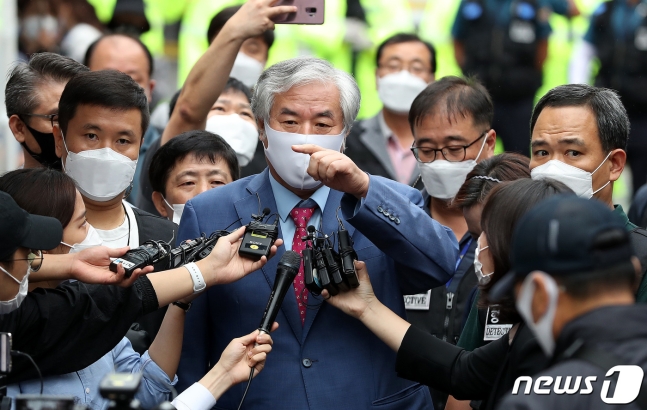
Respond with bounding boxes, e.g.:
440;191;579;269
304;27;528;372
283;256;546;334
109;231;230;277
239;209;279;261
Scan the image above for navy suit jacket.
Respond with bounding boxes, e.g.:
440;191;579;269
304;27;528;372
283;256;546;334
177;169;458;409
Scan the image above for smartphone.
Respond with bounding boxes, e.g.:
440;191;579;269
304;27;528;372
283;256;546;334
273;0;324;25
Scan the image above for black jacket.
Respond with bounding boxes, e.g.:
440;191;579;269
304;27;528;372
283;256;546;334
498;304;647;409
396;321;548;409
1;277;158;383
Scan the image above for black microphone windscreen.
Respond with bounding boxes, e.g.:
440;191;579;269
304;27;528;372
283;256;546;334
307;225;316;233
262;207;271;216
278;250;301;273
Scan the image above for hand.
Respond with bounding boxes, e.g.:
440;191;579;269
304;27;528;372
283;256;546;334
70;246;153;287
324;261;377;319
292;144;370;199
196;226;283;286
215;323;278;386
226;0;297;41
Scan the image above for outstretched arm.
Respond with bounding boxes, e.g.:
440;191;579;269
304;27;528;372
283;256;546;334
160;0;296;146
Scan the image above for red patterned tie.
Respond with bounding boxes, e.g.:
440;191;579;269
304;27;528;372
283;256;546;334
289;206;316;325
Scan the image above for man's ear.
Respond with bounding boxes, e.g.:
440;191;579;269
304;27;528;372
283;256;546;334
151;191;169;218
484;129;497;157
9;115;27;143
53;123;65;159
258;119;268;148
149;79;156;97
531;273;550;323
608;148;626;183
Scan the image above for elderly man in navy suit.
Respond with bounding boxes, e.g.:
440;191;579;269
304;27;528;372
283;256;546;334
177;57;458;409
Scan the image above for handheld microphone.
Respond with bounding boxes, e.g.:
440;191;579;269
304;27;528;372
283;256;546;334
258;250;301;334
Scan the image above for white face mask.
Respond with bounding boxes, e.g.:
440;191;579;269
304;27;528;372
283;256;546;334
474;244;493;286
515;271;560;357
205;114;259;167
230;52;265;88
418;135;488;200
163;197;185;225
377;70;428;114
530;152;612;199
263;123;345;190
62;135;138;202
61;224;104;254
0;265;30;314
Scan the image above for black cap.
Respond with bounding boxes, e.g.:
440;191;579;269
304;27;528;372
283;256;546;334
490;195;633;302
0;191;63;260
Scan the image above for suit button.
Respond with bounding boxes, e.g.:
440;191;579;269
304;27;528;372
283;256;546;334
302;358;312;368
389;215;395;221
394;217;401;225
377;206;384;213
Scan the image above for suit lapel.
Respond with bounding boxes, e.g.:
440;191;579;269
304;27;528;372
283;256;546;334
359;114;397;180
237;170;303;342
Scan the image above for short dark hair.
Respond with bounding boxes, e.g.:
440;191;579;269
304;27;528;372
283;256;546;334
376;33;437;74
479;178;574;322
530;84;630;151
58;70;150;137
0;168;77;229
207;6;275;51
409;76;493;133
168;78;251;120
454;153;531;209
84;33;154;77
5;52;89;118
149;130;240;196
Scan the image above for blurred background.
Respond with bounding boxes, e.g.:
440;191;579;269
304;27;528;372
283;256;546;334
0;0;628;201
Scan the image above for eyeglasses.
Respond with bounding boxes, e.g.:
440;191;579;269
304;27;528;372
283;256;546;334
378;61;431;77
20;113;59;127
411;132;488;163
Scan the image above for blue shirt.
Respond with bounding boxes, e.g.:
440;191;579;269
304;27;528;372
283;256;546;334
453;0;552;39
584;0;645;43
7;337;177;410
268;173;330;251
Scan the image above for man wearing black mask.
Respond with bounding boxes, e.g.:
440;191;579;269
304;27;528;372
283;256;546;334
5;52;89;169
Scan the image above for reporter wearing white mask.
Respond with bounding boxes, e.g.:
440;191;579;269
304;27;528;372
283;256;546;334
53;70;177;253
345;33;435;187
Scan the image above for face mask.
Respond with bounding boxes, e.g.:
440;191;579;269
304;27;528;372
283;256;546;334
20;121;62;169
516;272;560;356
474;245;493;285
205;114;259;167
377;70;428;114
61;224;103;254
163;197;185;225
418;136;487;200
230;52;265;88
530;152;612;199
0;265;30;314
264;124;345;190
62;134;138;202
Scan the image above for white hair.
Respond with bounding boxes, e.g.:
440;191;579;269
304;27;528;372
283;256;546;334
251;57;361;132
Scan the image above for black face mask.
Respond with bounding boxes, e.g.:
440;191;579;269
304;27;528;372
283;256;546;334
21;121;62;170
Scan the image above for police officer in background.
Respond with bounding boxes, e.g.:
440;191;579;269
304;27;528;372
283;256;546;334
452;0;552;155
570;0;647;195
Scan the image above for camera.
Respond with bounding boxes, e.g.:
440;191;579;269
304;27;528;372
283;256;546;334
109;231;231;277
239;208;279;261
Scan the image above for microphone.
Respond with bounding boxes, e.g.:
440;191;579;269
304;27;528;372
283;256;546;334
258;250;301;334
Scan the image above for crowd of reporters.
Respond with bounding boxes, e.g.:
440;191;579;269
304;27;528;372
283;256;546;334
4;0;647;409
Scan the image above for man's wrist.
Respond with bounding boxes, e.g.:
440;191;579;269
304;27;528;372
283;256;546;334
195;259;217;287
354;173;371;199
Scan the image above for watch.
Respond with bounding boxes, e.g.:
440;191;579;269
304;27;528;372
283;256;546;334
184;262;206;293
172;301;192;312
